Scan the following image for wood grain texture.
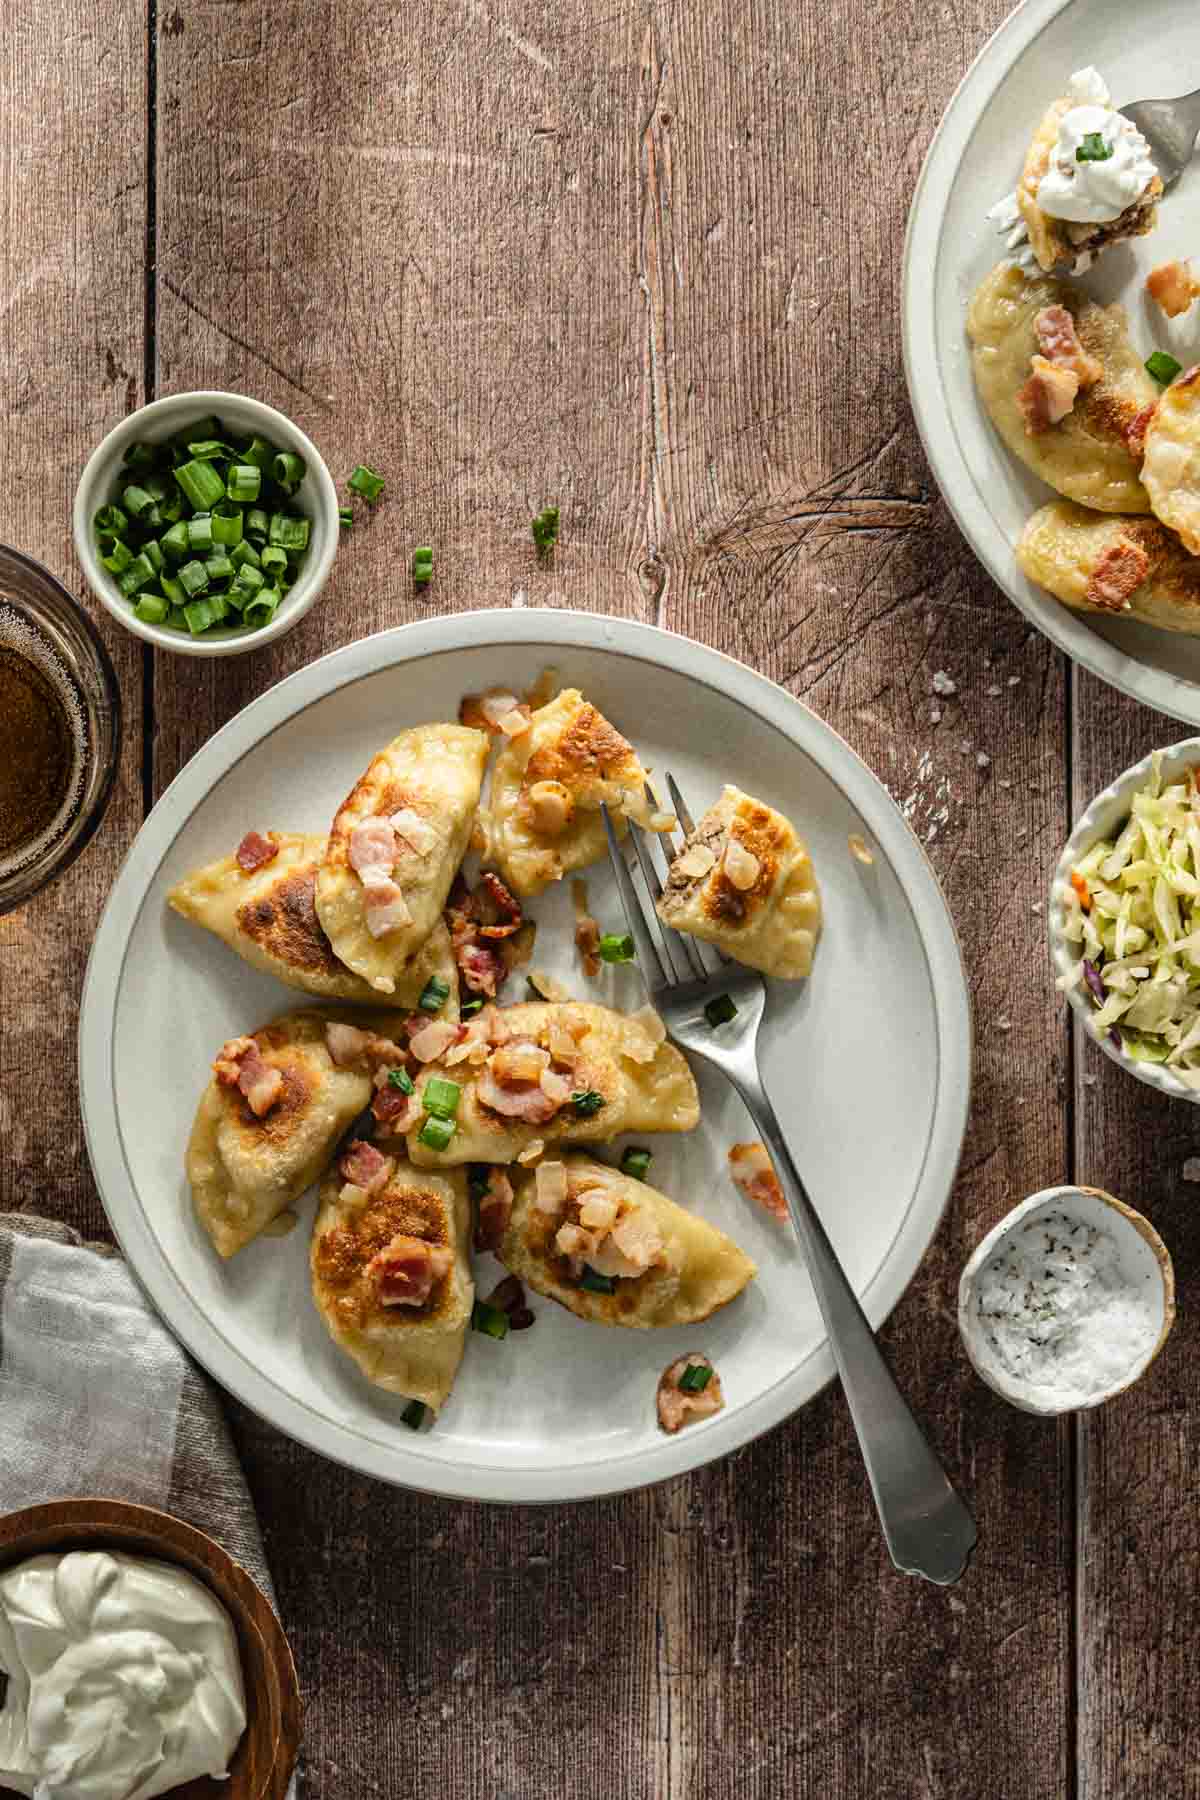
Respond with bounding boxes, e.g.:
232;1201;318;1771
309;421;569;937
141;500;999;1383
0;0;145;1241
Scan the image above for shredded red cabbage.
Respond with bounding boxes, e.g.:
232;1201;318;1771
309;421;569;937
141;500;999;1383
1082;959;1106;1005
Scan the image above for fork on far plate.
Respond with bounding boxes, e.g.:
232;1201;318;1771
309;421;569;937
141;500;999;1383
601;781;977;1587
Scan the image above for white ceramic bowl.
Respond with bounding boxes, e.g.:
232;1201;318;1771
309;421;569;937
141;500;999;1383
72;391;338;658
959;1185;1175;1415
1049;738;1200;1102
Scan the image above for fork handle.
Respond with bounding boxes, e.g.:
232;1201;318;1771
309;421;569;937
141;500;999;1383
731;1068;976;1585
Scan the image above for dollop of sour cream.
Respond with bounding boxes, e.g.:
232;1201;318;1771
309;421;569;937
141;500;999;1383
0;1550;246;1800
1036;66;1158;223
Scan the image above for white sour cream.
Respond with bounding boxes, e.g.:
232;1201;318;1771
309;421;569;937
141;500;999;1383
0;1550;246;1800
1036;66;1158;223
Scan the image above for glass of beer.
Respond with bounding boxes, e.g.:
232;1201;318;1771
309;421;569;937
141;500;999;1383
0;544;121;915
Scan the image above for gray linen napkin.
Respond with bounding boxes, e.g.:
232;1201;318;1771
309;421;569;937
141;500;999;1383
0;1212;273;1596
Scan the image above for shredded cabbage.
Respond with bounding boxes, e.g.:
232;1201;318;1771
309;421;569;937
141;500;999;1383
1059;754;1200;1078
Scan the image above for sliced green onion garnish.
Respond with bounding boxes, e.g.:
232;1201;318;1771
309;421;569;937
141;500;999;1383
704;993;737;1027
620;1147;652;1181
460;998;484;1016
571;1089;606;1118
339;506;353;530
1146;350;1182;385
211;502;243;547
272;451;305;493
117;553;156;596
174;458;226;511
228;566;264;610
156;488;185;526
160;574;185;606
122;442;157;472
93;503;129;539
269;511;309;553
412;548;433;585
471;1299;509;1339
244;506;270;545
418;975;450;1014
418;1114;456;1152
598;933;635;964
172;415;221;448
1076;131;1113;162
122;484;158;524
101;540;133;575
166;605;189;631
229;539;261;571
160;520;191;562
187;438;234;460
401;1399;427;1430
205;552;235;585
423;1077;461;1120
348;464;385;503
532;505;559;556
260;545;288;580
178;559;209;598
186;515;214;554
225;463;261;504
243;587;280;631
580;1265;616;1294
387;1066;415;1093
207;590;230;624
143;540;165;574
677;1361;712;1393
134;595;168;625
240;435;275;474
183;597;217;634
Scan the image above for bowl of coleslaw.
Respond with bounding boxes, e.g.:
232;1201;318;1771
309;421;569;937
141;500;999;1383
1051;739;1200;1101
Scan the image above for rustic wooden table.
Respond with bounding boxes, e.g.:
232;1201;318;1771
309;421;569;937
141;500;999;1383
3;1;1197;1794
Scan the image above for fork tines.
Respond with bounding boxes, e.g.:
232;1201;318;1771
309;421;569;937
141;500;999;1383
601;775;723;993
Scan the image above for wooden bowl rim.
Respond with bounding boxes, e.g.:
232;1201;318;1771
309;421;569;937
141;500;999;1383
0;1497;300;1800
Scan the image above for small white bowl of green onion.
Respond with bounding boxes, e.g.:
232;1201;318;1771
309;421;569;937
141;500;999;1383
73;391;339;655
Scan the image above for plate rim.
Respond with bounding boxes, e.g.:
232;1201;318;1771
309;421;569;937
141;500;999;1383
79;610;973;1503
902;0;1200;729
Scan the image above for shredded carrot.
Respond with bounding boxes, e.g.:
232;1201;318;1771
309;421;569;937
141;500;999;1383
1070;869;1092;912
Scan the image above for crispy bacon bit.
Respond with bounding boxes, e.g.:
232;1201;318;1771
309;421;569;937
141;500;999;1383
476;873;523;939
485;1272;535;1328
235;830;279;874
349;818;397;881
1016;356;1080;434
657;1355;724;1434
212;1035;285;1119
1146;260;1200;319
527;779;574;837
728;1142;788;1222
410;1019;459;1063
1125;404;1156;459
363;880;412;938
338;1139;393;1194
573;881;602;978
371;1084;421;1130
475;1170;514;1252
723;838;761;891
477;1064;562;1122
444;873;525;999
369;1234;454;1308
1083;539;1150;612
534;1160;568;1215
1033;306;1102;385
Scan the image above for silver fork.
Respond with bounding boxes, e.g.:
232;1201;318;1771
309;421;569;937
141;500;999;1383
602;784;976;1586
1122;86;1200;193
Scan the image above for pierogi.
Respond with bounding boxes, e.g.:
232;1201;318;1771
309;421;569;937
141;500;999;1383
1014;89;1161;275
657;786;821;979
1017;500;1200;633
168;831;458;1013
311;1153;472;1413
315;723;489;993
1140;366;1200;555
499;1154;756;1328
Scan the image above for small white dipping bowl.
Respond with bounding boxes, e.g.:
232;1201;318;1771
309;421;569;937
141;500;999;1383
72;391;338;658
1049;737;1200;1104
959;1185;1174;1416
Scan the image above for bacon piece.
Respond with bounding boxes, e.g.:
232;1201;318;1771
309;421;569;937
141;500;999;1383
475;1169;515;1251
362;879;412;938
369;1234;454;1308
444;873;524;997
1016;356;1080;434
410;1019;459;1063
371;1084;421;1129
657;1355;724;1434
476;872;523;939
1146;260;1200;320
348;818;397;881
477;1066;562;1122
1125;404;1156;459
338;1139;393;1194
574;912;601;978
212;1035;284;1119
460;941;506;996
1033;306;1102;385
1083;539;1150;613
235;830;279;874
728;1141;788;1222
325;1022;371;1067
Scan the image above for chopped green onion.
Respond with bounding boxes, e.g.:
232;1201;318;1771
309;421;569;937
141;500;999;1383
704;993;737;1028
348;464;385;503
160;574;185;606
172;415;221;448
174;458;226;510
244;507;270;545
166;605;189;631
677;1361;713;1393
339;506;353;530
101;540;133;575
133;594;168;625
460;998;484;1016
156;488;185;526
598;933;635;964
93;503;129;540
387;1067;415;1093
205;552;235;586
122;442;157;472
423;1077;461;1120
211;501;243;547
160;520;191;562
243;586;281;631
471;1299;510;1339
1146;350;1182;386
272;451;305;493
186;515;214;554
418;1114;456;1152
117;553;156;596
412;547;433;586
260;545;288;580
122;484;159;524
226;463;262;504
229;539;261;571
227;565;264;610
143;539;165;574
401;1399;426;1430
532;505;560;557
178;559;209;599
571;1089;606;1118
187;438;235;460
269;511;309;553
580;1266;616;1294
1076;131;1113;162
620;1147;652;1181
418;975;450;1014
183;597;217;634
206;590;230;624
240;435;275;474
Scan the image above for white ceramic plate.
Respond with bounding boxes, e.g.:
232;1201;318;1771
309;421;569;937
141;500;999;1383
79;613;971;1502
905;0;1200;724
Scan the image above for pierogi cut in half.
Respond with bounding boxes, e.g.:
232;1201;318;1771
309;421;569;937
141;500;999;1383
375;999;700;1169
482;687;661;898
498;1154;756;1329
311;1144;472;1413
1017;501;1200;634
657;785;820;979
1013;75;1161;275
967;262;1156;514
187;1008;388;1258
315;723;489;994
168;830;459;1013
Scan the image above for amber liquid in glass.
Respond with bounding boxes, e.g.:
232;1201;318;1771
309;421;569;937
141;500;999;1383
0;608;85;876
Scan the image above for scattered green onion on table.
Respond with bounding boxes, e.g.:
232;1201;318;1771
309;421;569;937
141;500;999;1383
92;417;313;640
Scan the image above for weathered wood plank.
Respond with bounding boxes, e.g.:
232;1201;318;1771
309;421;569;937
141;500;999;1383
1072;672;1200;1800
0;0;145;1242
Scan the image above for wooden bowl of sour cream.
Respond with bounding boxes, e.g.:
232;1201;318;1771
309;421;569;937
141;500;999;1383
0;1497;300;1800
